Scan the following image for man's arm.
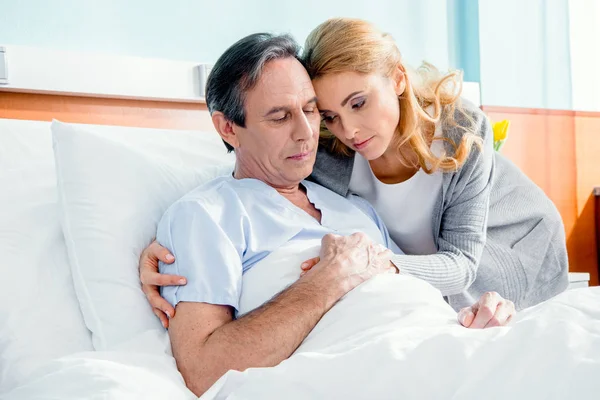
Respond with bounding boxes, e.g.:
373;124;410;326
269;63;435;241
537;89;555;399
170;277;334;396
170;232;392;396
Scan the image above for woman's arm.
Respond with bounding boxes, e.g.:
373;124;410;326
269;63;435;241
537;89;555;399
392;103;495;296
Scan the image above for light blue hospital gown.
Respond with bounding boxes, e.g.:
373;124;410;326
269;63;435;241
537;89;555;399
157;176;401;313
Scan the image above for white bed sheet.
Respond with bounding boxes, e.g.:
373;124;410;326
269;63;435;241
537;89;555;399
202;241;600;399
3;241;599;399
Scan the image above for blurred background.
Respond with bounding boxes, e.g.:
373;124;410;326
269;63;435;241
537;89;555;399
1;0;599;284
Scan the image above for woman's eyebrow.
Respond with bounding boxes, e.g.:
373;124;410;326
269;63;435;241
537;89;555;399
341;91;363;106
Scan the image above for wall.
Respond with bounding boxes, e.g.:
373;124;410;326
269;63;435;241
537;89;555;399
478;0;572;110
484;106;600;286
569;0;600;112
446;0;480;82
0;0;450;68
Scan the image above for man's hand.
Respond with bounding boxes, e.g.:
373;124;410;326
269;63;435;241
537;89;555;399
139;240;187;328
300;234;398;282
458;291;516;329
300;233;397;305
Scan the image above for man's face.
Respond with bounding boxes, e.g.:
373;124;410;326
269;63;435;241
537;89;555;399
232;58;321;188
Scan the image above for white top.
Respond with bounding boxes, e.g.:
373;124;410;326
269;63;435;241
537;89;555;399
348;126;444;255
157;176;400;316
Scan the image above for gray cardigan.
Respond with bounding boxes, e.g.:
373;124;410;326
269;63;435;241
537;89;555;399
309;101;569;311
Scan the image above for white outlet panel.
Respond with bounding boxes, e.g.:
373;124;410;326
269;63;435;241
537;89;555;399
196;63;214;98
0;46;7;84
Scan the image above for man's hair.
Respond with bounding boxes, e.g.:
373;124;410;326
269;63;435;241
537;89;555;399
205;33;302;152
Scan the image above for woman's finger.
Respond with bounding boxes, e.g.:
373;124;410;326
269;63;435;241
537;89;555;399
485;299;515;328
149;272;187;287
153;308;169;329
148;241;176;264
140;264;187;285
469;292;499;329
458;307;476;328
147;293;176;319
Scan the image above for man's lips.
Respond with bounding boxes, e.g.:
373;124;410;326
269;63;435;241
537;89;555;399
288;151;312;160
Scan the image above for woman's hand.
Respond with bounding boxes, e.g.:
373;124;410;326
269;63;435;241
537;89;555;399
139;241;187;328
458;291;515;329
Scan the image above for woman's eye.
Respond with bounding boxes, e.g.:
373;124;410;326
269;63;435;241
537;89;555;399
352;99;366;109
322;115;337;123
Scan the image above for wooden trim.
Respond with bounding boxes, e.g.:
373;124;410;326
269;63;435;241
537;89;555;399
482;105;600;118
0;92;214;131
596;189;600;281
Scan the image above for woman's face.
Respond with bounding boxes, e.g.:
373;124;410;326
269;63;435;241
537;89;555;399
313;70;404;160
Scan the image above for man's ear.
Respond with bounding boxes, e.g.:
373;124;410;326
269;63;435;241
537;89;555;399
212;112;240;149
392;65;406;96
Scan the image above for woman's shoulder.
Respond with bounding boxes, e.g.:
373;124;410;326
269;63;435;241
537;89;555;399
439;98;494;169
437;98;495;189
441;98;491;143
310;144;355;196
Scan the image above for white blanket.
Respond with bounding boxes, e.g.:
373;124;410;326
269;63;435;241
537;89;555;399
4;242;600;399
205;242;600;399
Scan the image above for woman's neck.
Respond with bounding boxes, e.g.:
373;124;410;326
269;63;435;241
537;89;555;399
368;146;419;184
369;122;435;184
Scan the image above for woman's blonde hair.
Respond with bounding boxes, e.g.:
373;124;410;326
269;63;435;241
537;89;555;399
302;18;482;173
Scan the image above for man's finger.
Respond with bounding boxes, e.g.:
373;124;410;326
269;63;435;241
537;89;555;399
301;257;320;270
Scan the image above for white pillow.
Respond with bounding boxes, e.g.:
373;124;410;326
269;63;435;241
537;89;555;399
0;119;93;393
51;120;235;352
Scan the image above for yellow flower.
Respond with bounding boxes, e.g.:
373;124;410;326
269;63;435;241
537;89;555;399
492;120;510;142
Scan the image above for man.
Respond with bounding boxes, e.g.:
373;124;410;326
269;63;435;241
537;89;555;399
142;33;514;396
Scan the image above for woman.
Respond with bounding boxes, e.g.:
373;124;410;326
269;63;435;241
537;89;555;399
300;18;568;311
139;18;568;326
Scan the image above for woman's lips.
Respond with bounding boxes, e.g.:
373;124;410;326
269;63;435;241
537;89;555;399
353;137;373;150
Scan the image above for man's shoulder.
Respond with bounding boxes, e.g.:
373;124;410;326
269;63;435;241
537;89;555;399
181;175;236;202
162;176;239;222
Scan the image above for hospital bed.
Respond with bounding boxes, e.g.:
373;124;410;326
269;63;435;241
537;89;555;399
0;46;599;400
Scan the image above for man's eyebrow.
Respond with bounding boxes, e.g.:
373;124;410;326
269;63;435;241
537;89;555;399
264;106;289;117
263;97;318;117
305;96;318;106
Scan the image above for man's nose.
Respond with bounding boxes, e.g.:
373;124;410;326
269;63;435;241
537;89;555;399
293;113;316;141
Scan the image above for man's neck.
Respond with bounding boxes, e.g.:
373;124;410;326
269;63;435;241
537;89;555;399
233;163;303;201
233;163;319;221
